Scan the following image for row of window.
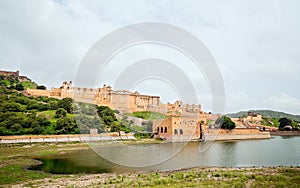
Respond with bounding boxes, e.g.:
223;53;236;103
174;121;196;125
157;127;167;133
156;127;184;135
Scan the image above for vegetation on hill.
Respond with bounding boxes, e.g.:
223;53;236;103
128;111;165;120
0;74;38;90
0;75;148;135
0;84;79;135
227;110;300;130
227;110;300;122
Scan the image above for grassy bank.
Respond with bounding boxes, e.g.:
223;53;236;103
0;142;300;187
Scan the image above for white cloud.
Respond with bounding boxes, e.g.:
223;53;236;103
0;0;300;114
261;93;300;114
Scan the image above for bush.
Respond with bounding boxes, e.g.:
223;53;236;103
216;116;236;129
55;108;67;118
36;85;47;90
15;83;24;91
57;98;73;113
37;104;49;111
55;116;78;134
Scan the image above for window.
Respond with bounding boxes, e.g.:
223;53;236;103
174;129;178;135
160;127;163;133
180;129;183;135
164;127;167;133
157;127;159;133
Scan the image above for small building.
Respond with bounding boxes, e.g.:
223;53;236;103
152;116;206;142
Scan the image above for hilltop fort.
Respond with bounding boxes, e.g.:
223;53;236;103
0;70;31;82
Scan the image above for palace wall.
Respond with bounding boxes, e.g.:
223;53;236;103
26;81;163;113
26;88;51;97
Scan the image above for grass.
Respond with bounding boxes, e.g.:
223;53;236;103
21;81;37;89
37;110;56;119
128;111;165;120
0;143;300;187
0;143;88;186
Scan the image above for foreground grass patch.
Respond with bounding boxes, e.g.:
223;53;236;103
0;143;88;186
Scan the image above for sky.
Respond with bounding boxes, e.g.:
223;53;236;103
0;0;300;114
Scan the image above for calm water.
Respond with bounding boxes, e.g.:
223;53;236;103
30;136;300;174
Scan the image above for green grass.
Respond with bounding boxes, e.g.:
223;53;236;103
21;81;37;89
128;111;165;120
0;143;88;186
37;110;56;119
92;167;300;187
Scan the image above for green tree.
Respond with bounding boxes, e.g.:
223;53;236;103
216;116;236;130
55;116;78;134
0;102;22;112
278;117;292;130
15;83;24;91
54;108;67;118
36;85;47;90
49;101;58;110
57;98;73;113
96;106;118;127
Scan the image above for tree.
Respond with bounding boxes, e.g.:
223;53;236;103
49;101;58;110
96;106;117;127
36;85;47;90
15;83;24;91
279;117;292;130
55;108;67;118
216;116;236;130
55;116;78;134
57;98;73;113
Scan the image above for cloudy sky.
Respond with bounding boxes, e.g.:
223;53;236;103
1;0;300;114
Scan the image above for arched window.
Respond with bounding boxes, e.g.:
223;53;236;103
164;127;167;133
174;129;178;135
160;127;163;133
180;129;183;135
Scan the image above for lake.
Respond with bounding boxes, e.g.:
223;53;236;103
29;136;300;174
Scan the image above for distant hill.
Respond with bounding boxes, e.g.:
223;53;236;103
227;110;300;122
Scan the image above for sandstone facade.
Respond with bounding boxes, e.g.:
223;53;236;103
26;81;162;113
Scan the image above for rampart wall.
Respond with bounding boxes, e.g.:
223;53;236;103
0;133;135;144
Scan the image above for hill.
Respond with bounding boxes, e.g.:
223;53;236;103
227;110;300;122
0;71;148;136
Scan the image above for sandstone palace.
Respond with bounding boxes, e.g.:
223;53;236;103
26;81;214;141
26;81;166;113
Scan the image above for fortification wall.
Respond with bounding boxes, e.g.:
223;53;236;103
0;70;19;77
270;131;300;136
205;128;270;141
0;133;135;144
26;88;51;97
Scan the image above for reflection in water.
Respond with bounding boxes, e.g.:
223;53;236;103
30;136;300;174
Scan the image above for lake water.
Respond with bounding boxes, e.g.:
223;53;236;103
30;136;300;174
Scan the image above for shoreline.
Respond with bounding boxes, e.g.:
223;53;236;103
1;141;300;187
12;166;300;187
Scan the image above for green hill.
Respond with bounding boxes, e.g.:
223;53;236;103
227;110;300;122
0;73;144;136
